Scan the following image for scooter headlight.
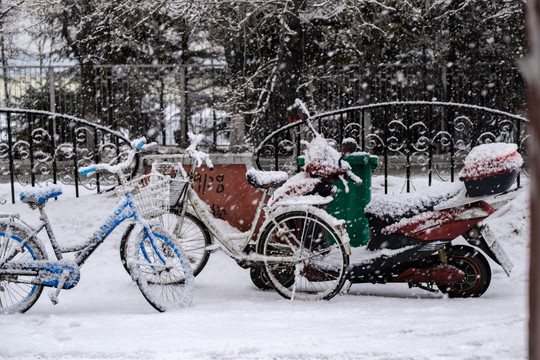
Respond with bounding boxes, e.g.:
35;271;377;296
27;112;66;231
455;208;490;221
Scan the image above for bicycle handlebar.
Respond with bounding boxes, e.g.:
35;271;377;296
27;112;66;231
343;170;362;186
186;132;214;170
79;137;156;176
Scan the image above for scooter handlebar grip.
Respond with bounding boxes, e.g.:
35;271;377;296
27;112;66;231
345;170;363;186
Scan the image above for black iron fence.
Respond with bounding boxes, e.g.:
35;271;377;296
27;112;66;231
0;63;529;198
255;101;529;193
0;108;132;203
0;101;529;203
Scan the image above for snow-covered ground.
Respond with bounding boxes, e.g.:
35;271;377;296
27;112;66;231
0;175;529;360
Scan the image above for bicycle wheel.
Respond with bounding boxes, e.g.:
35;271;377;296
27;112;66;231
121;212;211;276
125;225;194;312
0;222;45;314
249;265;273;290
257;210;349;301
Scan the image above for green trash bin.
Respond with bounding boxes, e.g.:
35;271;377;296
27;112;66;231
328;153;378;247
298;152;378;247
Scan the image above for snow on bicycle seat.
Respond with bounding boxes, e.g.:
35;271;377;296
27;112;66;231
246;169;288;189
20;185;62;205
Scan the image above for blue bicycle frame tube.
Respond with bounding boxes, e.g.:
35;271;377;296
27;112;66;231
74;193;152;266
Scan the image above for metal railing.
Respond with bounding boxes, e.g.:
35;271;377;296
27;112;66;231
1;102;529;203
0;62;526;152
0;108;132;203
255;101;529;193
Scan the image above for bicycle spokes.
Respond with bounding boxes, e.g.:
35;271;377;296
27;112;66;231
260;212;348;301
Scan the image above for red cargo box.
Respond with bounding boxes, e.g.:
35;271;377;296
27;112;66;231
458;143;523;197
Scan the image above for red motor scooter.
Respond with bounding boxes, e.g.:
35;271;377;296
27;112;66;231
346;142;521;297
252;100;520;298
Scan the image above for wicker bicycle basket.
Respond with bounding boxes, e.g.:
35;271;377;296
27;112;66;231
118;173;171;219
150;162;189;207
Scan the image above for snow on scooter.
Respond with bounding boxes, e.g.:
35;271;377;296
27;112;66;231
258;100;521;298
346;142;521;297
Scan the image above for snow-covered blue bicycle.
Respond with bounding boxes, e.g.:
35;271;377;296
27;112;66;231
0;138;194;313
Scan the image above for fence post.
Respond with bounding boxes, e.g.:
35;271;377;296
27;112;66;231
49;116;58;186
383;107;389;194
94;127;100;194
427;104;433;186
361;110;365;151
405;107;411;193
72;126;79;198
179;64;187;146
213;110;217;146
449;107;456;183
27;113;35;187
517;117;522;188
6;112;14;203
48;67;57;147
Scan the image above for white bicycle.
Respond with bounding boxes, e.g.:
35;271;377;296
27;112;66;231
121;129;352;301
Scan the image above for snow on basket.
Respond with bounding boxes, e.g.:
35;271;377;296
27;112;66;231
458;142;523;197
150;162;188;206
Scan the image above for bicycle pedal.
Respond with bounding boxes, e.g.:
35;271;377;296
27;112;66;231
47;290;60;305
47;269;70;305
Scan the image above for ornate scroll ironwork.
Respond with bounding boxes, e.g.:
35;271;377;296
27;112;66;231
0;109;131;203
255;101;529;193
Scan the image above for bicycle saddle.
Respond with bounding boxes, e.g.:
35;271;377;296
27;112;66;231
246;169;288;189
20;185;63;205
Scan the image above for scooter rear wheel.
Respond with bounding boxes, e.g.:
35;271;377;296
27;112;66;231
437;245;491;298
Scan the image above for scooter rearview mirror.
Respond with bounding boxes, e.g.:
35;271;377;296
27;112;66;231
341;138;358;157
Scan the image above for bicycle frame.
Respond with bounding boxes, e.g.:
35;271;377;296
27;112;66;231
176;179;350;269
174;157;333;263
1;137;198;312
4;192;153;269
185;186;268;256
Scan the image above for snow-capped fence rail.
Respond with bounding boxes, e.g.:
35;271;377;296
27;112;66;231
255;101;529;193
0;108;132;203
1;102;529;204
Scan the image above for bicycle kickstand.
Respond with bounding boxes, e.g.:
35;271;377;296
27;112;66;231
48;269;70;305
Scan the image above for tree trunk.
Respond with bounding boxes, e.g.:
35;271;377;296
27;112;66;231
80;60;96;119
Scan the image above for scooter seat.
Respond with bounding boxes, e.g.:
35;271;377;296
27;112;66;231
365;183;462;225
